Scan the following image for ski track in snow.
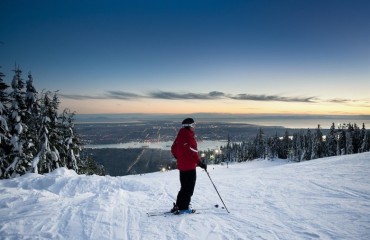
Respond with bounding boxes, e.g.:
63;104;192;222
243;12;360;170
1;153;370;239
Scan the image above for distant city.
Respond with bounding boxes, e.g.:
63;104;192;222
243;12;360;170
77;120;288;176
76;114;370;176
75;121;287;146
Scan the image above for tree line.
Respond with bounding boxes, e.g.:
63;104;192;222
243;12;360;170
202;123;369;163
0;66;105;179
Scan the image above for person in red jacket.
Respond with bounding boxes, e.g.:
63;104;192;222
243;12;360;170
170;118;207;214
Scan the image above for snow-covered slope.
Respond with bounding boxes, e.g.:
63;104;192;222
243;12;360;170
1;153;370;239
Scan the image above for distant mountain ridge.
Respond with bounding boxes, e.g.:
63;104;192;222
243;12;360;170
75;113;370;129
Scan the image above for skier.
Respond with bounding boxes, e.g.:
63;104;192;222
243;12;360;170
170;118;207;214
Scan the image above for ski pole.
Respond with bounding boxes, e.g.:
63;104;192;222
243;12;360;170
205;169;230;213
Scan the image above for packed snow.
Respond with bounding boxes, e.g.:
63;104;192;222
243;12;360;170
1;153;370;240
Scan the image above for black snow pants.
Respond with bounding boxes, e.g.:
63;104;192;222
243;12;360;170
176;169;196;210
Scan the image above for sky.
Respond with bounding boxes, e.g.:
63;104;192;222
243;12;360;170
0;0;369;115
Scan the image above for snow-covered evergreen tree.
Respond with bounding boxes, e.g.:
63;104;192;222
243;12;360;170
0;65;105;178
0;67;10;178
5;66;30;177
25;72;38;113
60;108;80;172
23;72;40;172
35;91;61;174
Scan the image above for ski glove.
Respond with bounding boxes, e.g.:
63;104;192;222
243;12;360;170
198;161;207;170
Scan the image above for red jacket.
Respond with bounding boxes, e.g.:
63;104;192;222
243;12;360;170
171;128;201;171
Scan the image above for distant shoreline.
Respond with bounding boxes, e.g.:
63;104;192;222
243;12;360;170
75;113;370;129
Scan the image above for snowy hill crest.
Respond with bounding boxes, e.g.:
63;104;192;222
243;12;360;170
1;153;370;239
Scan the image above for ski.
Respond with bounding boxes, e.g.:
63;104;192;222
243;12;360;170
146;204;224;217
146;211;172;217
146;210;199;217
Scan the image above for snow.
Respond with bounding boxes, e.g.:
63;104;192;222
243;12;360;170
1;153;370;240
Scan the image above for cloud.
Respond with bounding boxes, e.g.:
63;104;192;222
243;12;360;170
60;90;346;104
328;98;352;104
59;94;105;100
60;91;143;100
148;91;225;100
327;98;370;108
229;94;317;102
105;91;143;100
147;91;318;103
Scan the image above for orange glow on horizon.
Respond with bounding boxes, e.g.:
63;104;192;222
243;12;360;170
61;98;370;115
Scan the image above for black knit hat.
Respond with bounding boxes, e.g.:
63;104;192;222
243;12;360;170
182;118;194;125
182;118;195;128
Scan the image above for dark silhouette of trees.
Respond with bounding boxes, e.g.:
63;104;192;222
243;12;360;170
202;123;369;164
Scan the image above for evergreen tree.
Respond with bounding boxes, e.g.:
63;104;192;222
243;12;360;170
33;91;51;173
0;65;105;178
78;153;106;175
266;137;272;160
245;140;256;160
279;130;291;159
0;67;10;178
269;133;280;160
326;123;337;157
60;108;80;172
346;124;354;155
255;128;265;158
25;72;38;113
5;66;30;177
311;125;324;160
300;135;308;161
225;134;231;162
24;72;40;172
360;124;369;153
337;124;347;155
292;131;305;162
36;91;62;173
238;142;247;162
291;132;298;161
352;123;361;153
299;131;308;161
304;129;313;160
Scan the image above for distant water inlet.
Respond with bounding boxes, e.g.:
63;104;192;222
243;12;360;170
85;140;228;151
